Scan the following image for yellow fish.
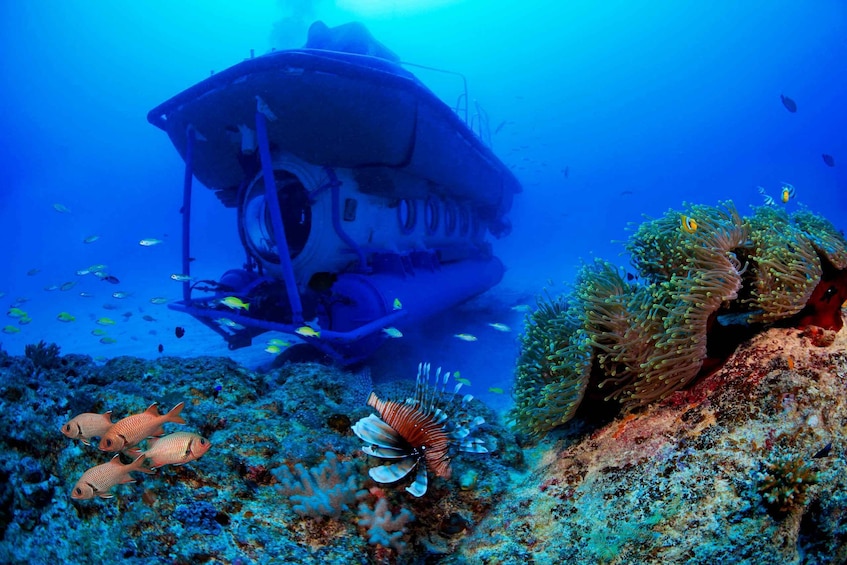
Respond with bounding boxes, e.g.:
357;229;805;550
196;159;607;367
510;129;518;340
267;338;291;348
454;333;478;342
295;326;320;338
680;214;698;234
91;329;107;336
488;323;511;332
3;325;20;334
97;317;116;326
19;315;32;325
780;182;796;203
215;318;246;330
221;296;250;311
57;312;76;322
7;307;26;318
455;377;472;386
150;297;168;304
392;298;403;310
99;337;117;344
488;387;504;394
264;345;282;354
139;238;164;246
382;327;403;338
60;281;77;291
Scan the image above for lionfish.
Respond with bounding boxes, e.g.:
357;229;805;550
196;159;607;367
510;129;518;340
351;363;488;497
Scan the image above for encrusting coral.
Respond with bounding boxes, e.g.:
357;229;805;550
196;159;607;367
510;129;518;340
513;201;847;437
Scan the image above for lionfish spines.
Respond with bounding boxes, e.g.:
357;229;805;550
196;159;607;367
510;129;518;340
352;363;489;497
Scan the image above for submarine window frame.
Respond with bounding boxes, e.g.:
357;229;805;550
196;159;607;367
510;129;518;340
458;206;471;237
398;199;417;234
425;196;440;235
444;201;457;236
241;170;312;264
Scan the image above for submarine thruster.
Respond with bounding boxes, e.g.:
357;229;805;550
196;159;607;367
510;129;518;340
147;21;521;364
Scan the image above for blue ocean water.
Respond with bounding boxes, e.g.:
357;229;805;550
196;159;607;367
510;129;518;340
1;1;845;401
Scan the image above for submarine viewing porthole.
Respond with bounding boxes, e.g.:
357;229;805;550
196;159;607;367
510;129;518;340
425;197;439;235
458;206;470;236
241;170;312;263
398;198;417;234
444;201;457;236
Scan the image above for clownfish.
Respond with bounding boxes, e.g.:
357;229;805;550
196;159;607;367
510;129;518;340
680;214;698;234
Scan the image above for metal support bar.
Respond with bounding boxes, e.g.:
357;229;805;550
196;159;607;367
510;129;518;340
180;127;195;302
254;110;304;323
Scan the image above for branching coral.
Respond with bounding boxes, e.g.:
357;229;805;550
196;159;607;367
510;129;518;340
513;201;847;437
24;341;61;371
357;498;414;553
273;451;367;518
757;452;818;518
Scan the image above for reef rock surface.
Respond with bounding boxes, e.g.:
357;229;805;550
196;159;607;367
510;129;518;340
455;324;847;564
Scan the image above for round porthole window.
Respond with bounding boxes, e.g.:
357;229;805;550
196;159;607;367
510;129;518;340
444;202;457;236
425;197;439;235
240;170;311;264
398;199;417;234
458;206;470;237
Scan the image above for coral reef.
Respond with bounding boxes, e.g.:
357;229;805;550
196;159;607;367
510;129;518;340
0;355;519;564
454;323;847;563
513;202;847;436
24;340;62;371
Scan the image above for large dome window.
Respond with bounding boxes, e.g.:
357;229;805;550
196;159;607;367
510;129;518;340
241;170;312;264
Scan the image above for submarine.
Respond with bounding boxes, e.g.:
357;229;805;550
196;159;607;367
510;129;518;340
147;21;521;364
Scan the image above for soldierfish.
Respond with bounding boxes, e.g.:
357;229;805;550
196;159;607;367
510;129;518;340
62;411;114;446
71;455;154;499
99;402;186;452
137;432;211;468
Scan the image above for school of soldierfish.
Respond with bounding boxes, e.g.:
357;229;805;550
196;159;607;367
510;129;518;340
61;401;211;500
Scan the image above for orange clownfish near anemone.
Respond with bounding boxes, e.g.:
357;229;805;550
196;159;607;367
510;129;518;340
680;214;698;234
780;182;796;203
352;363;488;497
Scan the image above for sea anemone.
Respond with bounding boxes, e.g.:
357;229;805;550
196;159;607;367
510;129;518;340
352;363;488;497
512;292;593;437
512;201;847;437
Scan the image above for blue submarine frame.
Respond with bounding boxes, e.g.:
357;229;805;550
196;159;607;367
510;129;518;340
147;35;521;365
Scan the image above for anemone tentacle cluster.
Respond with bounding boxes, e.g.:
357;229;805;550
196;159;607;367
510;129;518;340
513;201;847;437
